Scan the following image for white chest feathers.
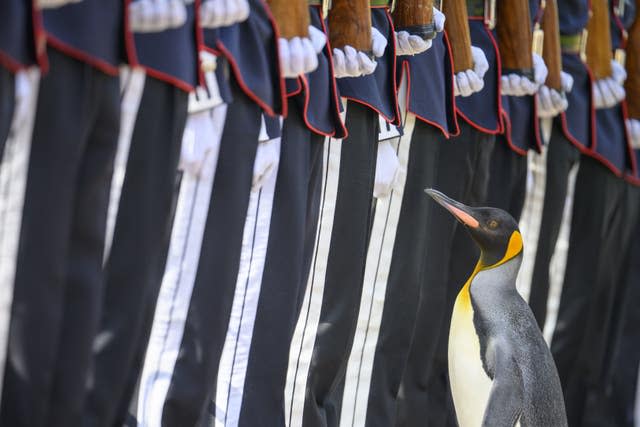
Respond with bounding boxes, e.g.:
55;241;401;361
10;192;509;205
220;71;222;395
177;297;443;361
448;284;493;427
448;279;522;427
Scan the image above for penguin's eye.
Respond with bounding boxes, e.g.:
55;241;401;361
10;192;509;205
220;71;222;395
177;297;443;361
487;220;499;229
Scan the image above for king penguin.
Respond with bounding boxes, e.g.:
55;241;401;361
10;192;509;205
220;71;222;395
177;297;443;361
425;189;567;427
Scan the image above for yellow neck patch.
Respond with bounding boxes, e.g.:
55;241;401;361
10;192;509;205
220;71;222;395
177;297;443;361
455;231;523;312
480;230;523;270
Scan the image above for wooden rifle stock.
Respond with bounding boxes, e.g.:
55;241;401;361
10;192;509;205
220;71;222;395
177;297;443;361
392;0;436;40
441;0;473;72
328;0;372;53
496;0;533;75
625;0;640;118
267;0;310;39
585;0;613;79
542;0;562;90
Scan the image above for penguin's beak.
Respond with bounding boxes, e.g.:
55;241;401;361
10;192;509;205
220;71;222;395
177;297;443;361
425;189;480;229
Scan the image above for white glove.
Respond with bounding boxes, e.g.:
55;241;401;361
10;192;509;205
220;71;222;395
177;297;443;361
373;140;405;198
200;0;250;28
532;53;548;88
252;138;280;192
371;27;387;58
129;0;187;33
611;59;627;86
333;27;386;78
454;46;488;97
37;0;82;9
179;110;219;177
433;7;445;32
395;8;444;57
395;31;431;56
592;60;627;109
593;77;626;109
626;118;640;150
501;53;547;96
537;71;574;118
309;25;327;53
279;26;326;77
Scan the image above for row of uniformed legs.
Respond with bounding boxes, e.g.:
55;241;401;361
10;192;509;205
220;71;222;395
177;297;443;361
2;54;640;427
506;109;640;427
550;155;639;426
122;85;640;427
126;84;325;427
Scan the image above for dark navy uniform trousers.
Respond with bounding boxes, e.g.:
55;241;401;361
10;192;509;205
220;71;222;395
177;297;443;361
414;122;495;427
528;121;582;328
551;156;639;426
84;76;188;427
0;67;14;158
1;48;120;427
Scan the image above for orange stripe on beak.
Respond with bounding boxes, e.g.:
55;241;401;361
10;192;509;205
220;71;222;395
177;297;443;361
425;188;480;228
447;204;480;228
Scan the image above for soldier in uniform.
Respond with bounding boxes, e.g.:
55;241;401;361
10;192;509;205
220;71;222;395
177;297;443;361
549;0;640;424
527;0;593;329
284;2;399;426
395;6;492;427
485;1;547;219
515;0;575;310
186;3;326;425
0;1;136;426
216;2;348;425
129;0;286;425
82;1;201;425
335;5;472;427
417;1;502;423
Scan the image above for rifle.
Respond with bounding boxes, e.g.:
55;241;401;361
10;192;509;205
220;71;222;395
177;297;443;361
496;0;534;77
625;0;640;118
585;0;613;79
328;0;373;54
392;0;436;41
266;0;310;39
541;0;562;90
441;0;473;72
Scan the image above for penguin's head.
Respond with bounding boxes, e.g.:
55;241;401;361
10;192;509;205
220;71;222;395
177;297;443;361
425;189;523;268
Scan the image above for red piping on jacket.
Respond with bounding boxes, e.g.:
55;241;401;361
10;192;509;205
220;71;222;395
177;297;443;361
45;34;120;76
123;0;139;67
621;100;639;178
402;59;458;139
209;0;287;117
32;0;49;72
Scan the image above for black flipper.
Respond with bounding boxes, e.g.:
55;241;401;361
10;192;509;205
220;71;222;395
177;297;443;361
482;339;524;427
